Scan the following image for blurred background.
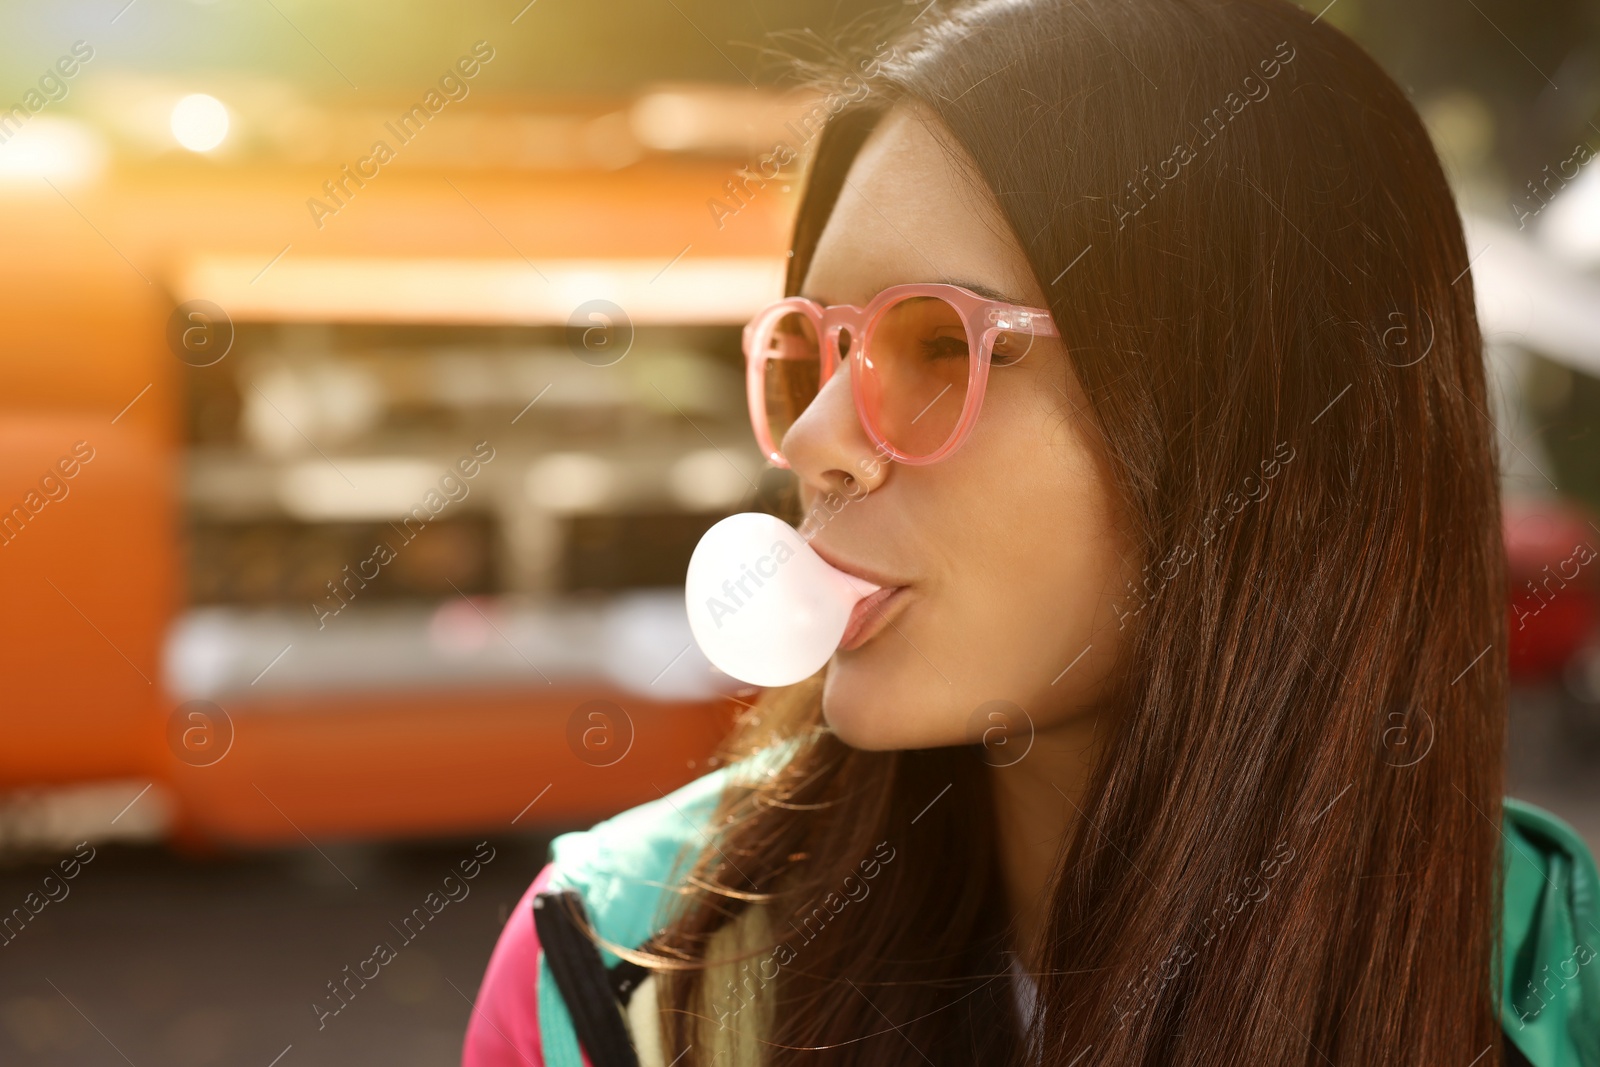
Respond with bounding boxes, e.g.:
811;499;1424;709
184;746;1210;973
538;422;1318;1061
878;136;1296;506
0;0;1596;1063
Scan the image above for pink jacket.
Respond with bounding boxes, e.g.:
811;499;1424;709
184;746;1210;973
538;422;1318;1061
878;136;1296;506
461;863;562;1067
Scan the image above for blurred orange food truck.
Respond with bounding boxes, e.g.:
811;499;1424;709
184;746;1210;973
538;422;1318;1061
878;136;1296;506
0;85;808;849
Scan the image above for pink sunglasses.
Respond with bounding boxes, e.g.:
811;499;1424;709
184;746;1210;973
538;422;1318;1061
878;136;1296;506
742;282;1059;468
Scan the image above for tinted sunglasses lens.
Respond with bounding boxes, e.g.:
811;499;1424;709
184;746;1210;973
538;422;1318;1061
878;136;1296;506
760;311;821;455
858;294;972;460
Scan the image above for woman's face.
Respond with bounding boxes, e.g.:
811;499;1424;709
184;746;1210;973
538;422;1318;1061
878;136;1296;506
783;103;1136;752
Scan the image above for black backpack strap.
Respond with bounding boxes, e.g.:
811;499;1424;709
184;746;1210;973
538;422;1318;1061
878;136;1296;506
610;957;652;1007
532;888;642;1067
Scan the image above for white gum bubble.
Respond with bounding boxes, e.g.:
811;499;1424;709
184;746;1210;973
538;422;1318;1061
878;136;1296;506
685;512;881;687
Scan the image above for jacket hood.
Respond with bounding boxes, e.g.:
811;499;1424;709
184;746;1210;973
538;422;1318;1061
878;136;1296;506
533;748;1600;1066
1501;797;1600;1066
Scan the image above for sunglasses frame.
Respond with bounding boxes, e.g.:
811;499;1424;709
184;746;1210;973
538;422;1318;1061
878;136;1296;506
742;282;1060;468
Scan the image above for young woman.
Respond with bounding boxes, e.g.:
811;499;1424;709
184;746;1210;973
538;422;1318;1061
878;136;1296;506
464;0;1600;1063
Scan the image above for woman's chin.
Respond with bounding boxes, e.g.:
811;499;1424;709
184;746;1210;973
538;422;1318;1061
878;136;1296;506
821;666;945;752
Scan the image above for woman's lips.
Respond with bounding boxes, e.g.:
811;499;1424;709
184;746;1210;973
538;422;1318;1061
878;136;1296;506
838;585;909;651
806;540;909;651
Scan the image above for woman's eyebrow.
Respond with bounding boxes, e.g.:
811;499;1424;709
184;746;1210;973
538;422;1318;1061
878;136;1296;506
799;280;1023;305
939;278;1020;303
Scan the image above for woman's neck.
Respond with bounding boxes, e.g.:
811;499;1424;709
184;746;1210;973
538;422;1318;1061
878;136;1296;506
985;711;1104;973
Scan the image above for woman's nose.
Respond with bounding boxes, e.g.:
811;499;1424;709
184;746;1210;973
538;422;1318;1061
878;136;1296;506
779;358;891;503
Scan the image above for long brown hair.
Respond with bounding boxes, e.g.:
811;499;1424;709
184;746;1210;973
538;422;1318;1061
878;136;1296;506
650;0;1509;1063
